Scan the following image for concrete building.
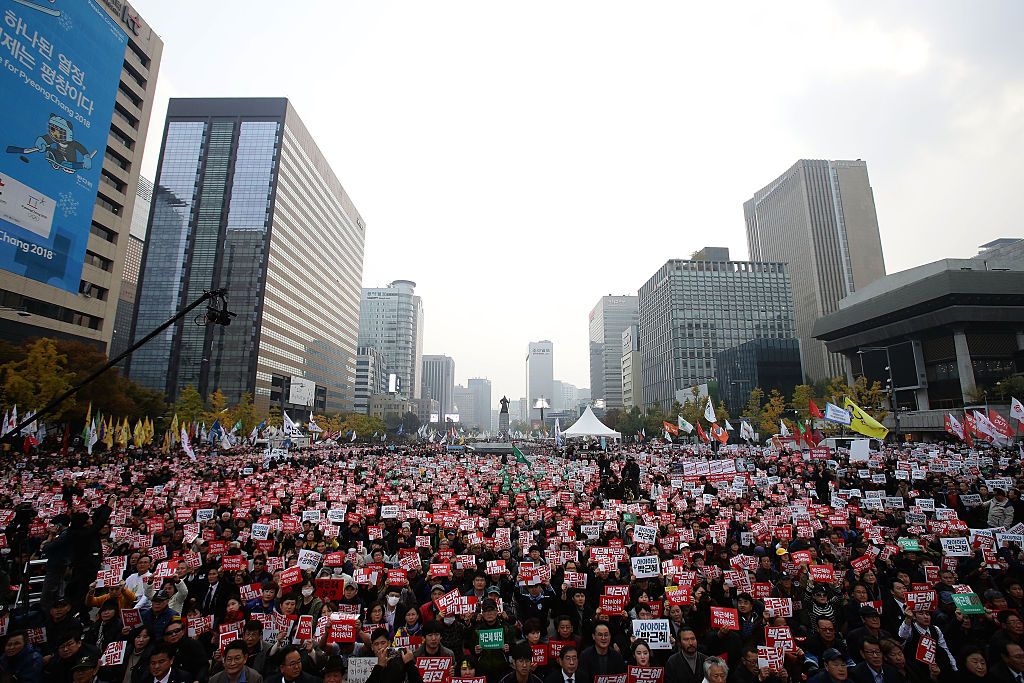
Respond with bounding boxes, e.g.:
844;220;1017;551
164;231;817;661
976;238;1024;262
621;324;642;410
0;4;163;349
358;280;424;400
129;98;365;413
453;385;475;428
410;397;439;425
355;346;389;414
109;176;152;365
813;257;1024;434
526;341;554;424
745;159;886;381
468;377;492;430
639;249;797;411
716;338;803;417
368;394;410;421
588;296;639;409
421;355;455;418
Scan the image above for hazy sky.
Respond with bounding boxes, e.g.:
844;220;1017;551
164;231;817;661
134;1;1023;407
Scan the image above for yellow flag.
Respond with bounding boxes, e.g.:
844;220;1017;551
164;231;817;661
170;414;179;446
844;397;889;440
116;418;129;448
103;416;114;448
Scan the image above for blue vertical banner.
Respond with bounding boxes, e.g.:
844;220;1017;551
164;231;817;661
0;0;127;292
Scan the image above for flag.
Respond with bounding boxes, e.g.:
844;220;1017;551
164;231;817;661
704;397;716;423
1011;397;1024;423
809;399;824;420
944;414;965;441
824;402;852;426
350;430;357;442
663;420;679;436
249;419;266;444
513;445;533;467
677;415;694;434
170;414;179;446
554;418;563;447
307;413;322;434
208;419;222;445
724;420;734;431
988;409;1015;439
181;427;195;460
0;409;8;437
740;420;755;441
973;410;1005;444
102;416;113;449
86;418;98;455
710;422;728;444
802;421;819;447
283;412;301;437
779;420;791;437
696;422;709;443
81;402;92;442
116;418;129;448
230;420;242;436
844;397;889;440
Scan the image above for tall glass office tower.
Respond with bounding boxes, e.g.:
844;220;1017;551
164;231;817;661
129;98;365;413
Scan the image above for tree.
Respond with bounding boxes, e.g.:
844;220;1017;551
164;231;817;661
679;386;704;433
317;413;343;435
759;389;786;436
400;411;421;435
643;404;668;435
743;387;764;426
790;384;818;423
229;393;259;436
715;400;730;423
603;408;624;431
267;405;282;428
205;388;227;425
0;338;74;418
616;405;644;438
174;386;205;426
995;374;1024;401
340;413;385;440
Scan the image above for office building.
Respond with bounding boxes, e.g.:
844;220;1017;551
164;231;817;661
813;257;1024;435
468;377;492;430
0;3;163;348
453;385;475;427
526;341;554;423
354;346;389;414
109;176;152;364
422;355;455;418
588;296;639;409
745;159;886;381
368;394;410;421
716;338;803;416
358;280;424;400
639;249;796;411
129;98;365;413
410;397;439;425
621;324;642;410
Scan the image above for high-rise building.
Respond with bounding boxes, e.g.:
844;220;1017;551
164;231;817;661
639;250;797;411
745;159;886;381
588;296;639;409
468;378;492;431
716;338;803;417
354;346;389;414
526;341;554;423
453;385;475;427
0;2;163;348
551;380;577;412
129;98;365;413
421;355;455;418
358;280;424;400
110;176;152;365
621;324;642;410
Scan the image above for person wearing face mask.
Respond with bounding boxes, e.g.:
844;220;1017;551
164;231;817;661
296;580;322;618
382;587;403;629
437;608;470;655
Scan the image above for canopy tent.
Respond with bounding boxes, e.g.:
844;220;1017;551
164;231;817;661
562;406;622;439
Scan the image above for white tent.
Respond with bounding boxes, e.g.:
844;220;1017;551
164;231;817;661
562;406;622;439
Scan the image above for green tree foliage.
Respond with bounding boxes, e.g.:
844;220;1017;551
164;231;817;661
0;338;74;418
229;392;259;436
174;386;205;426
400;411;421;435
759;388;786;435
679;386;704;431
790;384;818;422
204;388;227;425
995;374;1024;400
643;404;668;435
715;400;730;423
340;413;386;440
615;405;644;437
743;387;764;426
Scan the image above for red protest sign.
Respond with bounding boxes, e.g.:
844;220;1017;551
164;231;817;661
328;619;357;643
549;640;574;659
279;565;303;588
416;656;454;683
915;636;936;664
809;565;835;583
220;555;247;572
665;586;692;606
628;667;665;683
434;588;462;616
710;606;740;631
531;644;548;667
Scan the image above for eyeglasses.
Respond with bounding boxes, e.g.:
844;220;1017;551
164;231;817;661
164;629;183;636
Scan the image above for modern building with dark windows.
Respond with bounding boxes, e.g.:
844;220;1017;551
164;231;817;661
128;98;366;413
588;295;639;410
745;159;886;382
358;280;424;401
354;346;389;415
715;338;803;416
638;248;797;412
421;355;456;419
812;256;1024;434
109;176;152;366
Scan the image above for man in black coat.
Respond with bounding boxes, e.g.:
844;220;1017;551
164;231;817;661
545;645;580;683
665;627;707;683
577;623;627;683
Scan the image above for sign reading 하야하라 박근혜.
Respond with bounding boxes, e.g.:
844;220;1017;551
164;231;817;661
0;0;127;292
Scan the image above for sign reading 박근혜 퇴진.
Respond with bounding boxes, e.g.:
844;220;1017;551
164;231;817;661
0;0;127;292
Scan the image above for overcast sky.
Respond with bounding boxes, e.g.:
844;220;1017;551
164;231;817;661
134;1;1023;407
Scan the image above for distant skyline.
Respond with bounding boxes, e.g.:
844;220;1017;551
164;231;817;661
134;1;1024;406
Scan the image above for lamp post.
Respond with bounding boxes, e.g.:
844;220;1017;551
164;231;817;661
856;346;900;441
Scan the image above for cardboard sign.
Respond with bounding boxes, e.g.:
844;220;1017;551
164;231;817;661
485;560;507;576
630;555;661;579
279;565;304;588
478;628;505;650
596;676;627;683
631;619;671;649
710;606;740;631
951;593;986;615
434;588;462;616
328;619;358;643
416;656;454;683
809;565;835;583
757;645;785;673
632;524;658;545
915;635;936;664
665;585;692;606
531;643;548;667
907;590;937;613
348;657;378;683
294;615;314;642
765;626;794;652
221;555;247;572
99;640;127;666
628;667;665;683
564;571;588;588
121;608;141;629
762;598;793;618
940;537;971;557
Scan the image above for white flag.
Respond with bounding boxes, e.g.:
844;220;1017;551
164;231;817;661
283;411;301;436
181;427;195;461
724;420;734;431
973;410;1004;444
779;420;791;437
0;409;8;437
307;412;323;434
677;415;694;434
350;430;357;442
740;421;755;441
87;418;98;455
1011;397;1024;423
704;397;716;423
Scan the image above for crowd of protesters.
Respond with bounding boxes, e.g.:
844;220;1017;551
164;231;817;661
0;436;1022;683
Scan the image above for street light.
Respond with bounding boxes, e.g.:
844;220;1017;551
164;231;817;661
856;346;900;440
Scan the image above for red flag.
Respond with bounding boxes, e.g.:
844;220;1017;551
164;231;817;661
696;422;709;443
944;414;964;441
988;410;1015;439
662;421;679;436
809;400;824;420
710;423;728;444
